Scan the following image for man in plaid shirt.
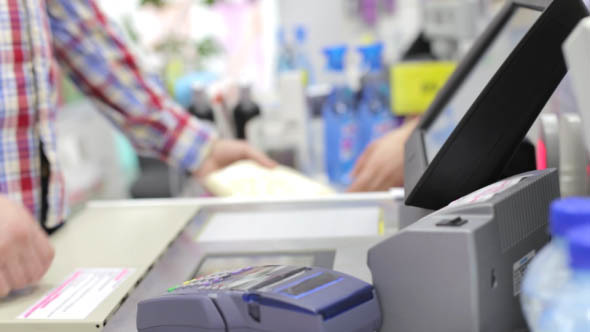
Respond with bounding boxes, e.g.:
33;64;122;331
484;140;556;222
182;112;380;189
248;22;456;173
0;0;275;297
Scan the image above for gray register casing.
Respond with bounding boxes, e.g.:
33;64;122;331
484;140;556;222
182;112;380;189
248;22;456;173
368;169;559;332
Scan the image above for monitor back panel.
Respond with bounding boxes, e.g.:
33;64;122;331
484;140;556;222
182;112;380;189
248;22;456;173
404;0;588;209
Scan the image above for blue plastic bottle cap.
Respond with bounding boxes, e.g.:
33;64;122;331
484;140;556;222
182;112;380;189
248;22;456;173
549;197;590;237
295;25;307;43
358;42;384;72
323;45;348;72
567;224;590;270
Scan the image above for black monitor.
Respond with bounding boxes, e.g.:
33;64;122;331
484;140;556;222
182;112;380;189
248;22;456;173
404;0;588;210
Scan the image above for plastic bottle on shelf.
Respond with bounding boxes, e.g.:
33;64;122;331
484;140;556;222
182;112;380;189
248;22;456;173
521;197;590;331
293;25;315;85
187;83;215;123
277;28;295;74
537;224;590;332
356;42;400;153
233;84;261;140
322;45;358;187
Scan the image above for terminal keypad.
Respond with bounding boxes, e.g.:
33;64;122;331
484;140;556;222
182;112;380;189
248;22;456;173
168;267;255;293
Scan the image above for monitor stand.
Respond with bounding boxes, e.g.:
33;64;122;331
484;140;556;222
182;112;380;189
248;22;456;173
500;138;537;179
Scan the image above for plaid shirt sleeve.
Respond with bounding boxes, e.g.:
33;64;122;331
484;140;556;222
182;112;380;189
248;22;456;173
46;0;217;173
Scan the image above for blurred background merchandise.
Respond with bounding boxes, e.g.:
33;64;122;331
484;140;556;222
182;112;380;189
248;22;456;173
57;0;508;206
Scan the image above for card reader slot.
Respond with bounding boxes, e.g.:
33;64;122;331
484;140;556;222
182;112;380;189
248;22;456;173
278;272;343;299
249;267;309;291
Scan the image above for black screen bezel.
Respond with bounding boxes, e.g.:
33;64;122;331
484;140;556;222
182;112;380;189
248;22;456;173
421;5;543;162
404;0;588;209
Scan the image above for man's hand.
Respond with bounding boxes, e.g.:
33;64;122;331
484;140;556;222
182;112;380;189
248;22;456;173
194;139;277;179
348;117;420;192
0;197;55;297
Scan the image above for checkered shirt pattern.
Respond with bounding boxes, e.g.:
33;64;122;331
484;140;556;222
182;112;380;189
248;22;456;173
1;0;216;229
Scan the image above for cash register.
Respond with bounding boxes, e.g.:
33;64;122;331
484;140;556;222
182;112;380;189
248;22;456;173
137;0;587;331
370;0;586;330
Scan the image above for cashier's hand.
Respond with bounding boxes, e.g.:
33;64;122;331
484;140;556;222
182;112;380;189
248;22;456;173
0;196;55;297
194;139;278;178
348;117;420;192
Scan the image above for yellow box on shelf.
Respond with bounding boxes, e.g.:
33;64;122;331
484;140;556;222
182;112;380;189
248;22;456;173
391;61;456;115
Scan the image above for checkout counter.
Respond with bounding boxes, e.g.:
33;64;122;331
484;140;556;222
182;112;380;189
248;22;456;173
0;193;399;332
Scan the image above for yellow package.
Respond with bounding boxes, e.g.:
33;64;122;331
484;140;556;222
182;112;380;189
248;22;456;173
391;61;457;115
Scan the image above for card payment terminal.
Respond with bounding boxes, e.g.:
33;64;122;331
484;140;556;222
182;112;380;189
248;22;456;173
137;265;381;332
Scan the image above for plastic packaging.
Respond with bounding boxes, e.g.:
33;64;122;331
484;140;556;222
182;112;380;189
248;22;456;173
521;197;590;331
537;224;590;332
322;45;358;186
356;43;400;152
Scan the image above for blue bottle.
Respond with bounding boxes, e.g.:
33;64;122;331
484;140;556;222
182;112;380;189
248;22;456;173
322;46;358;187
356;43;400;152
521;197;590;331
538;224;590;332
